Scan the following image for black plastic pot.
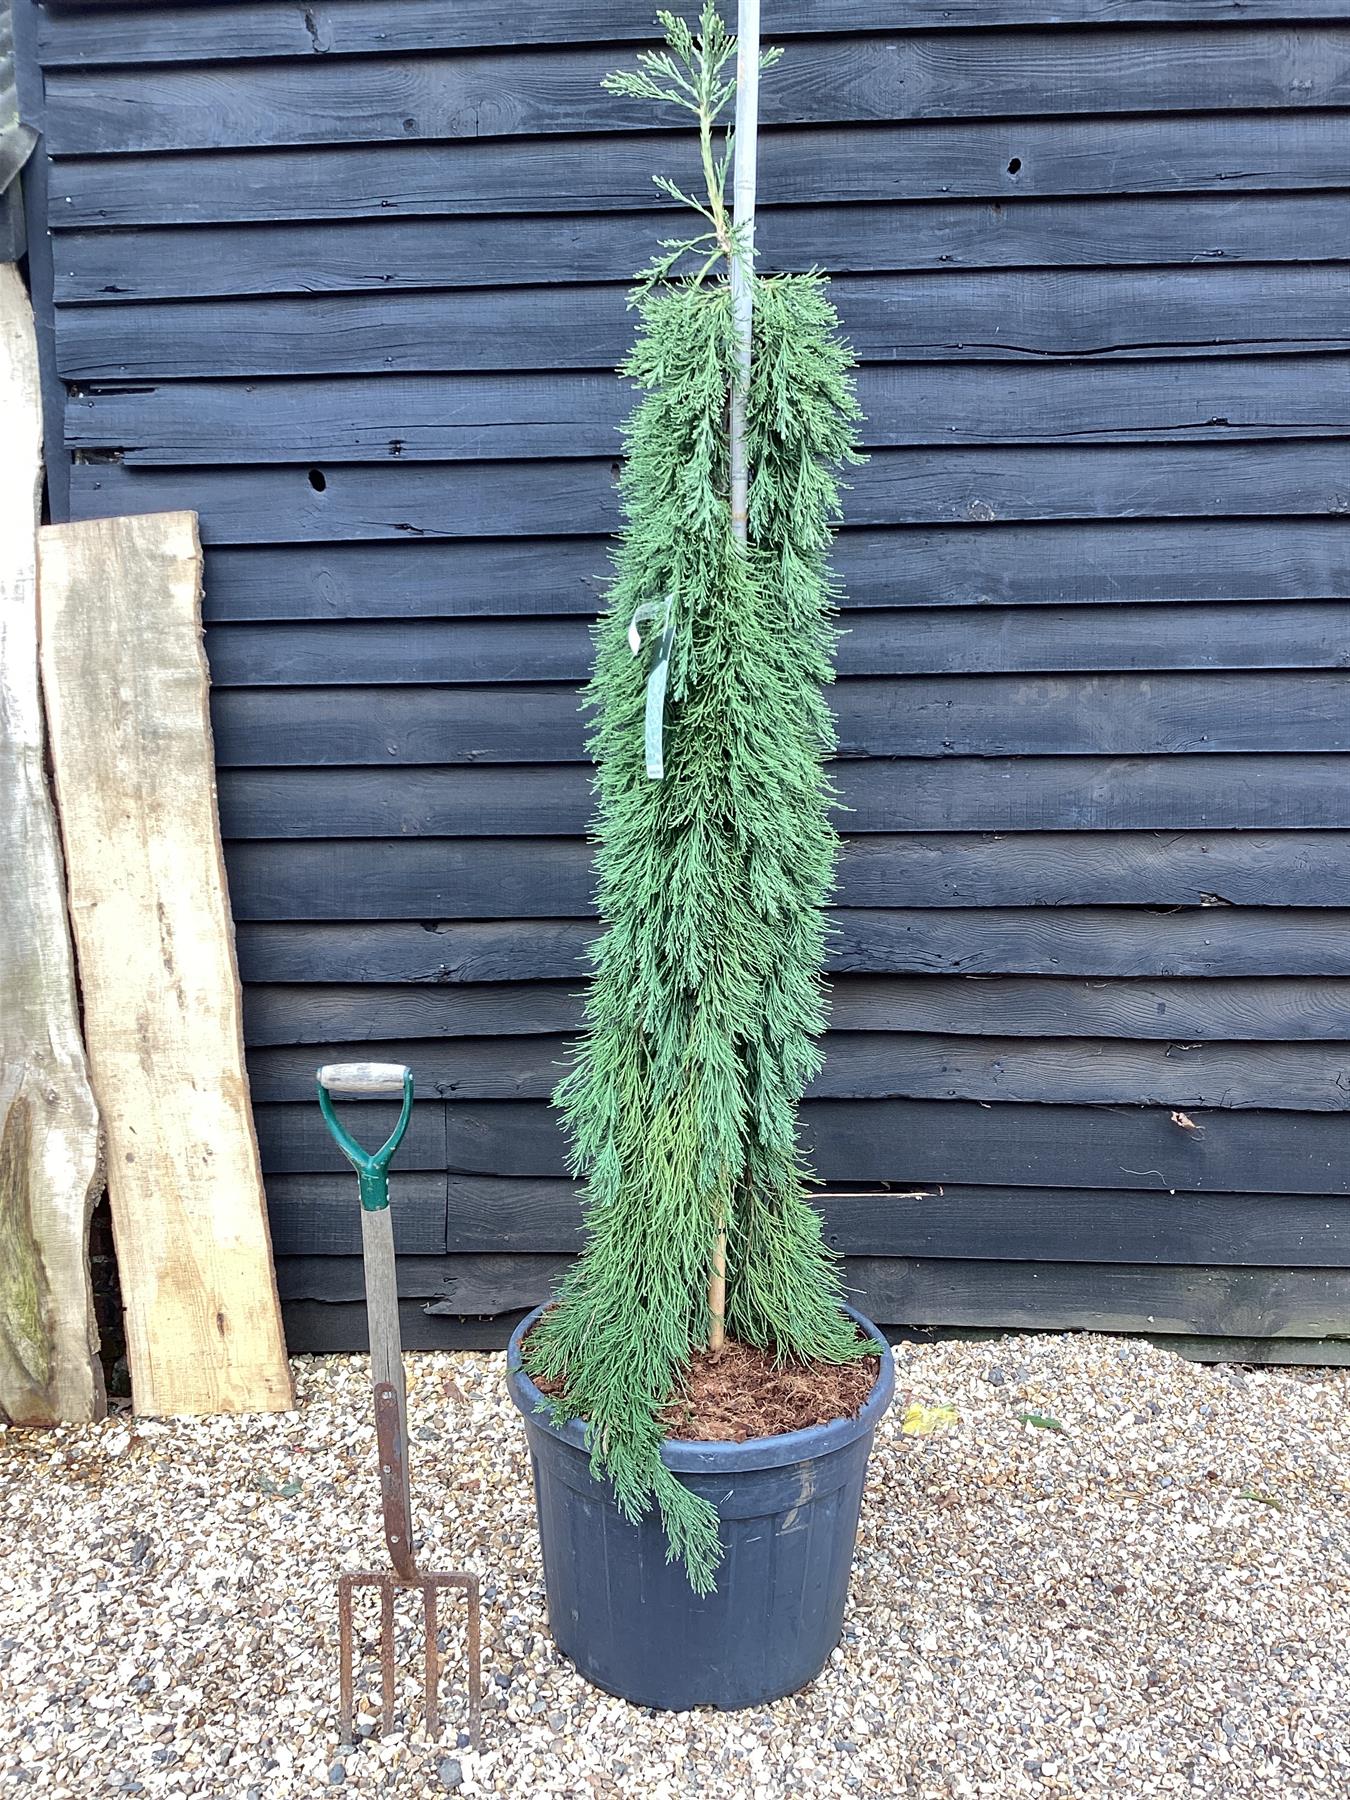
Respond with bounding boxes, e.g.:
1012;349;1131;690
506;1305;894;1711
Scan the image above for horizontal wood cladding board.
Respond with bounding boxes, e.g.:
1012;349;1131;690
66;445;1350;543
266;1172;448;1257
52;195;1350;304
40;1;1350;65
243;983;584;1043
246;1096;1350;1194
815;1190;1350;1266
233;911;1350;982
842;1259;1350;1338
243;1031;1350;1111
208;673;1350;766
43;30;1350;157
273;1301;1350;1359
270;1166;1350;1267
256;1098;447;1170
250;1096;1350;1201
213;757;1350;839
46;116;1350;229
277;1251;536;1305
221;832;1350;919
202;605;1350;688
280;1299;521;1352
239;973;1350;1045
198;521;1350;620
240;981;1350;1056
71;356;1350;463
299;1251;1350;1338
55;268;1350;379
239;920;603;982
225;837;597;919
518;1183;1350;1266
268;1172;1350;1266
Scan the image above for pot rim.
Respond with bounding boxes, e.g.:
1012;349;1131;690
506;1302;895;1474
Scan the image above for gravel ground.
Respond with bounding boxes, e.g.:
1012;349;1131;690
1;1333;1347;1800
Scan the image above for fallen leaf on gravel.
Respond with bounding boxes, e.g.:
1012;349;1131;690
1020;1412;1068;1434
901;1402;957;1436
253;1475;304;1498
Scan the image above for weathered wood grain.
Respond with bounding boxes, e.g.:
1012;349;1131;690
243;982;584;1045
40;0;1350;66
52;194;1350;303
824;908;1350;978
266;1172;448;1257
214;756;1350;841
71;356;1350;463
287;1247;1350;1337
281;1299;515;1353
0;264;104;1427
243;1029;1350;1112
815;1188;1350;1265
203;604;1350;691
221;831;1350;921
280;1251;566;1309
238;972;1350;1046
225;839;598;921
55;267;1350;379
66;443;1350;545
408;1177;1346;1267
197;520;1350;621
351;1096;1350;1195
234;910;1350;983
840;1259;1350;1340
209;672;1350;768
238;920;600;983
254;1100;448;1173
250;1089;1350;1194
47;114;1350;230
38;511;291;1415
393;1175;1350;1266
401;1252;1350;1335
44;30;1350;156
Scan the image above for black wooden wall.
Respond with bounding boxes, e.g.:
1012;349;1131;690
18;0;1350;1359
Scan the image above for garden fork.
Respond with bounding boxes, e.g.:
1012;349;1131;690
318;1062;482;1748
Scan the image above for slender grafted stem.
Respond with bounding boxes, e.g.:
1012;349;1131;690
726;0;759;547
709;0;760;1353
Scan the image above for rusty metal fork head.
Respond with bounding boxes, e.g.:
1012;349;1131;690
338;1568;481;1748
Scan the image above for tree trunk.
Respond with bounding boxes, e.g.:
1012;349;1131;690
0;264;105;1426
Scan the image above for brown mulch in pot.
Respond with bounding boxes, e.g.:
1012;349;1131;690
529;1327;881;1442
659;1338;880;1442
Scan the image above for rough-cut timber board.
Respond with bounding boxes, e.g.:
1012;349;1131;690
38;510;291;1416
0;265;104;1426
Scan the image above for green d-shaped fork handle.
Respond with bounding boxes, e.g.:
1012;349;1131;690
316;1063;415;1211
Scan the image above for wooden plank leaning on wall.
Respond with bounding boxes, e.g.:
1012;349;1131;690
0;263;105;1426
38;509;292;1415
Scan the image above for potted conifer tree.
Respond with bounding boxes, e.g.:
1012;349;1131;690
506;5;894;1710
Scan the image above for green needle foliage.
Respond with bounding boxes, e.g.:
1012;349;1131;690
523;6;868;1593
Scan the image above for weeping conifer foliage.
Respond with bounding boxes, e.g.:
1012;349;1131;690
523;8;868;1592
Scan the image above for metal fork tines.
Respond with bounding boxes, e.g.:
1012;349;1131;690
338;1567;481;1745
